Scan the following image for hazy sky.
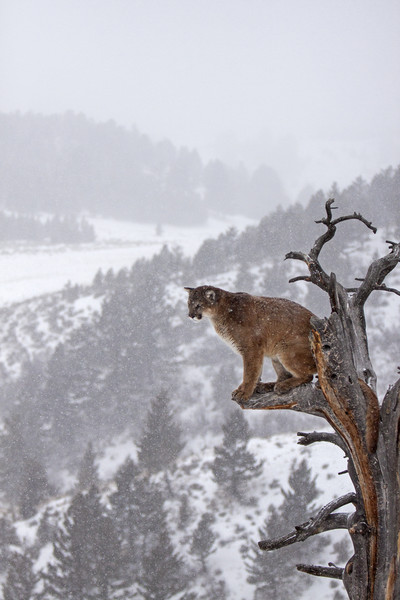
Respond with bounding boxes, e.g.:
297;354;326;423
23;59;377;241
1;0;399;200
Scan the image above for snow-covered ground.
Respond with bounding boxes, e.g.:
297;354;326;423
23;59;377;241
0;214;256;305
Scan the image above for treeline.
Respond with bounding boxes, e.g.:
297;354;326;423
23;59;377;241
0;211;95;244
1;112;398;229
0;111;288;225
197;167;400;264
0;395;338;600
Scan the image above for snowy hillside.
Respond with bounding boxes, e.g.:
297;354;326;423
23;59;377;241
12;431;352;600
0;213;255;305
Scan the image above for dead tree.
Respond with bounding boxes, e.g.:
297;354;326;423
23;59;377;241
232;200;400;600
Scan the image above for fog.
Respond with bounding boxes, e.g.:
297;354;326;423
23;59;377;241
1;0;399;201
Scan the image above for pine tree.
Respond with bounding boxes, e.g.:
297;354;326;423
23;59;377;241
198;578;228;600
0;413;29;505
111;459;170;583
189;512;216;573
42;486;123;600
2;551;37;600
279;458;320;525
111;460;188;599
244;505;294;600
76;442;99;491
93;268;104;290
137;393;184;475
243;459;327;600
135;477;169;558
137;520;187;600
178;493;192;530
18;457;54;519
211;410;262;502
36;507;57;546
0;516;19;569
110;457;142;576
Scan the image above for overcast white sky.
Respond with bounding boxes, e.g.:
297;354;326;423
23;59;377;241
1;0;399;200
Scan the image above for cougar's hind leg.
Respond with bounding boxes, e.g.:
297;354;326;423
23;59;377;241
272;358;293;382
274;373;313;394
274;350;314;394
255;357;292;394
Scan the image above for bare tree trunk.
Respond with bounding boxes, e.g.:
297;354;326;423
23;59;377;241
233;201;400;599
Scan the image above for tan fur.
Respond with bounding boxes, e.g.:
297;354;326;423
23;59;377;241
184;285;317;401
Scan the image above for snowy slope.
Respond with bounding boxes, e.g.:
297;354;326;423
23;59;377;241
14;431;352;600
168;433;352;600
0;214;255;305
0;289;104;379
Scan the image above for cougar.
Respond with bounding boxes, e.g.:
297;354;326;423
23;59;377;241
184;285;316;401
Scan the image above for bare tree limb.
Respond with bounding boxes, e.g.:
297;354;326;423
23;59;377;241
297;430;349;455
258;513;349;551
297;563;344;580
315;210;377;235
258;493;357;551
314;199;376;234
353;240;400;307
284;249;329;292
288;275;312;284
285;200;379;297
308;493;358;531
312;200;377;257
353;279;400;297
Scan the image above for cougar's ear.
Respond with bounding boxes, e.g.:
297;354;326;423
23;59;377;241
205;288;217;303
184;287;194;293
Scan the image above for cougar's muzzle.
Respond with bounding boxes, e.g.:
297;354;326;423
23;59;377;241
188;311;202;320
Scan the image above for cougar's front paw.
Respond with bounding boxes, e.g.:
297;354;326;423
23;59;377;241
232;385;252;402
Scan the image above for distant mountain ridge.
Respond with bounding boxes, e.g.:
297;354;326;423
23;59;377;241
0;111;289;225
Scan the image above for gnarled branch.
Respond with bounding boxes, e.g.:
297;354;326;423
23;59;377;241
258;513;349;551
353;240;400;307
285;199;378;295
258;493;357;551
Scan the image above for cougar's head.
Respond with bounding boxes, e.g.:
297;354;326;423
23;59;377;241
184;286;220;320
